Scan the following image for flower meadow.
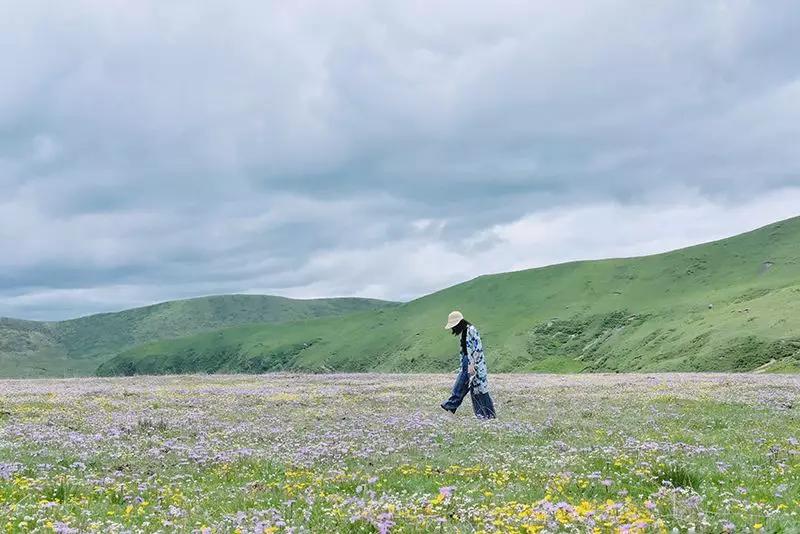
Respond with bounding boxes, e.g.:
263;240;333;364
0;373;798;533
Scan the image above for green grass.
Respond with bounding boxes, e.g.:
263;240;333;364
0;295;397;377
99;216;800;376
1;374;798;532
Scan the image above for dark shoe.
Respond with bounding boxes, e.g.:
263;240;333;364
440;403;455;414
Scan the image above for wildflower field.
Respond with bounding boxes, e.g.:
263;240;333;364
0;374;798;533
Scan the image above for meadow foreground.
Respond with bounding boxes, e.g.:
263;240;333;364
1;374;798;533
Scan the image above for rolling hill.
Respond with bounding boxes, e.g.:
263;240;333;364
0;295;397;377
97;216;800;376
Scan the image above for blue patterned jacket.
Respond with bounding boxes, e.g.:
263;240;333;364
464;325;490;394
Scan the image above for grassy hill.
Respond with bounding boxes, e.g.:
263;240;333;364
0;295;396;377
98;216;800;376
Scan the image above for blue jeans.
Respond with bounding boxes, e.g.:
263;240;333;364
441;354;496;419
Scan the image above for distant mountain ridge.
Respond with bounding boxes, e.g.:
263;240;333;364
0;295;397;377
98;216;800;376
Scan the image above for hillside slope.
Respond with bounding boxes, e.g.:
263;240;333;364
98;216;800;376
0;295;396;377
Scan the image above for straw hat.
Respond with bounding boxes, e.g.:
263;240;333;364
445;310;464;329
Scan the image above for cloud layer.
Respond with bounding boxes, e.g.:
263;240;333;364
1;0;799;319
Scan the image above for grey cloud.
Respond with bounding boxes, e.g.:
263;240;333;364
1;0;799;319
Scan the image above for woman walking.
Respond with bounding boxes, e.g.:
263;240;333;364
440;311;496;419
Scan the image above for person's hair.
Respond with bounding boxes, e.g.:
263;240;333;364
451;319;471;355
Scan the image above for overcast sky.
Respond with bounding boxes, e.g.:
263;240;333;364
2;1;800;320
